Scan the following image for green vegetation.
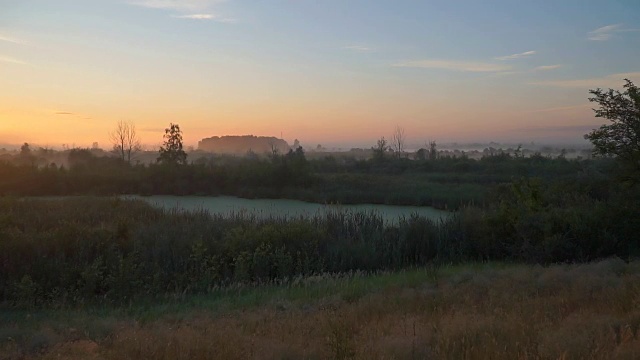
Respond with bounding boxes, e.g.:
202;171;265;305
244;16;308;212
585;79;640;184
0;82;639;358
1;187;638;308
0;144;611;209
2;260;640;359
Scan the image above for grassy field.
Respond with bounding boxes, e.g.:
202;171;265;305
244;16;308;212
2;259;639;359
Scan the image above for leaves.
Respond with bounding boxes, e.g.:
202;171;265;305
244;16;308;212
585;79;640;183
158;123;188;165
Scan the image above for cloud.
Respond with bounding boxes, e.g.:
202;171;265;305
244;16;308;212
588;24;640;41
128;0;235;21
393;59;511;72
534;64;562;71
344;45;373;52
495;51;536;61
588;24;620;41
172;13;236;22
127;0;222;11
173;13;214;19
0;34;23;44
529;72;640;88
55;111;74;115
0;55;27;65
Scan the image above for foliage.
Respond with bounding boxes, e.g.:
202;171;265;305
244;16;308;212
0;187;638;307
158;123;187;165
372;137;389;162
0;146;613;210
585;79;640;183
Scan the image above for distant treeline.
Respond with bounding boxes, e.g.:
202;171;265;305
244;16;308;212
0;147;615;209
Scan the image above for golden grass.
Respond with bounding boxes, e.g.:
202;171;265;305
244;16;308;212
7;259;640;359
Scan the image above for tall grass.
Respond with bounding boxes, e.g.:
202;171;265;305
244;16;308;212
1;195;637;307
2;260;639;359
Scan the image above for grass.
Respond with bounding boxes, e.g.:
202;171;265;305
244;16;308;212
2;259;639;359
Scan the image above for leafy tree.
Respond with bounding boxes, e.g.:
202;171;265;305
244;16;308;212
585;79;640;183
372;137;389;162
17;143;36;166
158;123;187;165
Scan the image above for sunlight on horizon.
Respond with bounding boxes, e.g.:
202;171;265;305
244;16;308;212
2;1;639;148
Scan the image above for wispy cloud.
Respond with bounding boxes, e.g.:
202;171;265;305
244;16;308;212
129;0;235;22
588;24;640;41
0;34;24;45
534;64;562;71
588;24;620;41
173;13;214;19
393;59;511;73
529;72;640;88
495;51;536;61
128;0;222;11
172;13;236;22
343;45;373;53
0;55;27;65
55;111;74;115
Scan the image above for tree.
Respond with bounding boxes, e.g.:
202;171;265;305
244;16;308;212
428;141;438;160
372;137;389;162
585;79;640;182
17;143;35;166
391;125;406;159
110;120;141;164
268;140;280;158
158;123;188;165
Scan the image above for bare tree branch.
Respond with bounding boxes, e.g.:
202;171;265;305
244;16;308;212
392;125;406;159
109;120;142;164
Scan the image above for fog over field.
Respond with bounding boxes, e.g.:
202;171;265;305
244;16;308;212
2;1;640;359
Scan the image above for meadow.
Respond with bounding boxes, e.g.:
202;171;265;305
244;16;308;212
1;143;639;359
1;259;639;359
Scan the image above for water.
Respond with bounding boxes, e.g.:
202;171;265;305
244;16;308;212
127;195;449;223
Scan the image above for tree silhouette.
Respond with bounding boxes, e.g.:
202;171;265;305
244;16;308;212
585;79;640;183
391;125;406;159
429;141;438;160
372;137;389;162
110;120;141;164
158;123;187;165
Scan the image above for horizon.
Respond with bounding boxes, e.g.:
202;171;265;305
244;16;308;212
2;1;639;148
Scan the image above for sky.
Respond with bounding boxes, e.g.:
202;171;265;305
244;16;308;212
1;0;640;149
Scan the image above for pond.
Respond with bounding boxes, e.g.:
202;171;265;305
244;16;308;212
127;195;450;223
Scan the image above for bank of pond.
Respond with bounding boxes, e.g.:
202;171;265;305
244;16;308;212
126;195;450;223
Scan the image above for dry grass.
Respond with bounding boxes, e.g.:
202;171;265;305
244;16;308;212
4;259;640;359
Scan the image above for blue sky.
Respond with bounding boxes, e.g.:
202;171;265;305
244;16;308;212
1;0;639;148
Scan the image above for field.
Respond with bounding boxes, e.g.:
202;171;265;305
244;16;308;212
1;148;639;359
2;259;639;359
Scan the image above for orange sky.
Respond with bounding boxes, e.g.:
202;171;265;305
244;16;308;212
2;1;639;149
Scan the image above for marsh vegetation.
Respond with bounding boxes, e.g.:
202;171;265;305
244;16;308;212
1;81;639;358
